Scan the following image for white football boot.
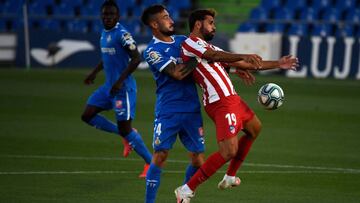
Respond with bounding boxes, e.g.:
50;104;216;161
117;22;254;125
217;174;241;190
174;185;194;203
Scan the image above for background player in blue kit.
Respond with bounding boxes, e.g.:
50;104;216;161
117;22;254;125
141;5;205;203
81;0;152;178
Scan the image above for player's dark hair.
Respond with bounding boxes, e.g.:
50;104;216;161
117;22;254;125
188;9;216;32
141;4;166;26
101;0;119;13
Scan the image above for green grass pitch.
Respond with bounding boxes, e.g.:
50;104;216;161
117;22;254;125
0;68;360;202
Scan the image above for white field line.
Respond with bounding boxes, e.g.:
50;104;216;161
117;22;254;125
0;170;356;175
1;154;360;174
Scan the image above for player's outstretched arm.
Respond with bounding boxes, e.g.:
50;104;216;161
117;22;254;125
111;49;141;95
163;57;198;80
229;55;299;71
84;61;104;85
202;49;263;67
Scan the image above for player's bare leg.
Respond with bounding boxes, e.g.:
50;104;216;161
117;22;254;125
219;115;262;189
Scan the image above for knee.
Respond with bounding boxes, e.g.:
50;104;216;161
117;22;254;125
152;151;168;167
190;153;205;167
220;145;238;161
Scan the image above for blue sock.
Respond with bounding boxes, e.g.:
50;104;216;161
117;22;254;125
88;115;118;134
145;163;162;203
125;130;152;163
183;164;199;184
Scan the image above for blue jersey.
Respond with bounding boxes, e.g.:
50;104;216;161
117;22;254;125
143;35;201;116
100;22;136;91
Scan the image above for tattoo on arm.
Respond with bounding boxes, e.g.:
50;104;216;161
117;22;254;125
179;57;198;76
163;57;198;80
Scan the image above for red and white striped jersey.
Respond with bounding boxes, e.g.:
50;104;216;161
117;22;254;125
182;36;237;106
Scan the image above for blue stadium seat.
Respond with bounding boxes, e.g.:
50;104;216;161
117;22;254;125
3;0;24;14
28;2;47;15
0;20;6;31
335;24;354;37
53;3;75;16
67;19;88;33
249;7;268;21
260;0;281;10
335;0;356;12
143;0;163;7
273;7;294;21
344;8;360;23
311;0;333;11
91;19;103;33
288;23;308;36
169;0;191;9
42;19;61;31
283;0;307;11
265;23;285;33
321;8;341;23
237;22;258;32
167;5;180;21
80;5;99;17
312;24;333;36
299;8;319;22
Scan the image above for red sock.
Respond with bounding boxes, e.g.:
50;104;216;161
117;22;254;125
226;135;254;176
187;152;226;191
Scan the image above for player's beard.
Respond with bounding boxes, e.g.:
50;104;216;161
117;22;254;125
203;30;215;41
161;30;176;36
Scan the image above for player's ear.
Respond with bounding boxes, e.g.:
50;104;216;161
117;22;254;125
150;21;158;29
195;20;202;30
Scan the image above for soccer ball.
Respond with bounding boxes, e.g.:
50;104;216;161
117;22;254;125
258;83;284;110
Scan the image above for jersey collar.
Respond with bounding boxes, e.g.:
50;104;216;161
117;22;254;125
153;35;175;44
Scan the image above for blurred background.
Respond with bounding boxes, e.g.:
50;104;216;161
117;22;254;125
1;1;360;202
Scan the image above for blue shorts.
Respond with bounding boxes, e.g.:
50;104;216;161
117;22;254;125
87;85;136;121
152;112;205;153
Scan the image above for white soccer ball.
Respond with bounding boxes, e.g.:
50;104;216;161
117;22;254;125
258;83;284;110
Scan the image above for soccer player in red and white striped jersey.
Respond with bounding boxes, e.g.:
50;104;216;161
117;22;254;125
175;9;298;202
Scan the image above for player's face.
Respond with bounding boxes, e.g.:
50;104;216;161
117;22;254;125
101;6;119;30
200;15;216;41
155;10;175;36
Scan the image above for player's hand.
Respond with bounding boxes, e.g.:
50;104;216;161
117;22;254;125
243;54;263;69
234;69;256;86
279;55;299;70
84;73;96;85
110;83;122;96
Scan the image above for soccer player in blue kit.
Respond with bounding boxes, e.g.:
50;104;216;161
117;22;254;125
141;5;205;203
81;0;152;178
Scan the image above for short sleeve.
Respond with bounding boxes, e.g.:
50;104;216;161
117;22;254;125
143;48;173;72
182;38;208;58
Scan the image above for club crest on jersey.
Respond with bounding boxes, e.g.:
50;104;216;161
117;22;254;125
147;51;162;65
115;100;123;108
106;35;112;43
229;125;236;134
154;136;161;146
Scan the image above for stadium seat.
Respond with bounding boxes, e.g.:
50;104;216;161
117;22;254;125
265;23;285;33
321;8;341;23
249;7;268;21
169;0;191;9
53;3;75;16
273;7;294;21
344;8;360;23
311;0;333;11
260;0;281;10
91;19;103;33
335;0;357;12
335;24;354;37
237;22;258;32
28;2;48;15
3;0;24;14
0;20;6;31
67;19;88;33
312;24;333;36
299;8;319;22
283;0;307;11
42;19;61;31
287;23;308;36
